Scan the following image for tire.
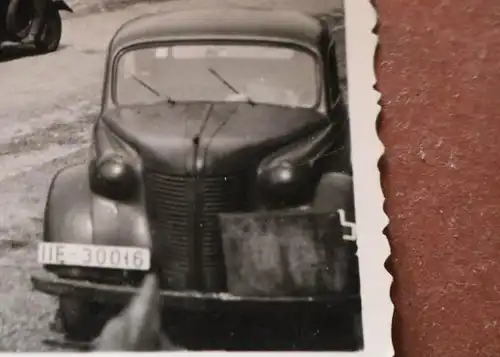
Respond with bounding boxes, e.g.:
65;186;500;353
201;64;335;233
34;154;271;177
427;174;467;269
35;7;61;53
6;0;34;40
58;297;118;342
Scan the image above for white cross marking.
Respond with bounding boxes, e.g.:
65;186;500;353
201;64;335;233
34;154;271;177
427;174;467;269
338;209;357;241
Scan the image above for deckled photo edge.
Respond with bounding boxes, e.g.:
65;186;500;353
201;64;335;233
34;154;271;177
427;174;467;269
345;0;394;356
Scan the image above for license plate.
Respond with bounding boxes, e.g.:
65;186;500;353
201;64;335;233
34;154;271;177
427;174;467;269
37;242;151;271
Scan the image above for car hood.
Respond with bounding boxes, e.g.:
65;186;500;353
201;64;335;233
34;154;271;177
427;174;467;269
101;102;330;175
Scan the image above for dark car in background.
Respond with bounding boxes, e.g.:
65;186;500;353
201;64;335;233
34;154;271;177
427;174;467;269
0;0;73;54
31;7;362;349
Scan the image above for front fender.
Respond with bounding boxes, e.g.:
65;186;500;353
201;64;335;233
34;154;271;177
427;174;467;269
312;172;359;293
312;172;355;223
44;164;151;248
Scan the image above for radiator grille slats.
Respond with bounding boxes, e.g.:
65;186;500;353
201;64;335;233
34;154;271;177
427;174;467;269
143;164;245;292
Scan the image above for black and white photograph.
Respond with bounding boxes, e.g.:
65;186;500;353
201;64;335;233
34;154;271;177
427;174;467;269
0;0;391;354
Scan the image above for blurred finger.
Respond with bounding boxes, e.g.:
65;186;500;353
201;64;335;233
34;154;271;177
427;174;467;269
125;274;162;349
126;273;161;325
95;273;163;351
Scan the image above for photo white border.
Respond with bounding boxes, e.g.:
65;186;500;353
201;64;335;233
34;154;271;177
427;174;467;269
345;0;393;356
13;0;391;355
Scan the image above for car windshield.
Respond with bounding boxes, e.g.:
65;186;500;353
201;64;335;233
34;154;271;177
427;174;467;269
114;43;320;108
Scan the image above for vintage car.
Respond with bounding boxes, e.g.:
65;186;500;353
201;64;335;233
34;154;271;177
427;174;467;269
31;7;362;347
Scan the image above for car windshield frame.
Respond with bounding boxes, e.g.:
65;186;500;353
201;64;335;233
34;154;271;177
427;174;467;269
109;39;324;110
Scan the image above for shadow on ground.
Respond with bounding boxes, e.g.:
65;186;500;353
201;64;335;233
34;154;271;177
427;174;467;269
43;309;362;352
162;310;362;351
0;44;69;63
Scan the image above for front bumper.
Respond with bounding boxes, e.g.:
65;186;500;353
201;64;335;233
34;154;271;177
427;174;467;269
31;271;361;313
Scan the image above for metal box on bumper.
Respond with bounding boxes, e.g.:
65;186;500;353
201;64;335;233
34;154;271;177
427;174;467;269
219;209;356;298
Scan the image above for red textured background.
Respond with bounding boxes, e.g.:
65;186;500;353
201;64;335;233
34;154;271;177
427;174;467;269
376;0;500;356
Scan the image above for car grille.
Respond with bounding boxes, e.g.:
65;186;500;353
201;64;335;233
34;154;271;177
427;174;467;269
143;166;248;292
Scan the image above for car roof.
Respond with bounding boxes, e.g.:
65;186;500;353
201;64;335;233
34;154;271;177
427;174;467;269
109;8;325;55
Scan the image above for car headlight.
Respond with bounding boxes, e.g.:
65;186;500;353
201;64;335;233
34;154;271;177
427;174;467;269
89;154;137;201
258;161;314;209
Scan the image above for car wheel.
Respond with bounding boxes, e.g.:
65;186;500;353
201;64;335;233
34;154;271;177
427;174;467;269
35;7;61;53
6;0;33;40
58;297;116;342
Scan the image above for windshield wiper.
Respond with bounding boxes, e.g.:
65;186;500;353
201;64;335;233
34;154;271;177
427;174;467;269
130;74;176;105
207;67;255;106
